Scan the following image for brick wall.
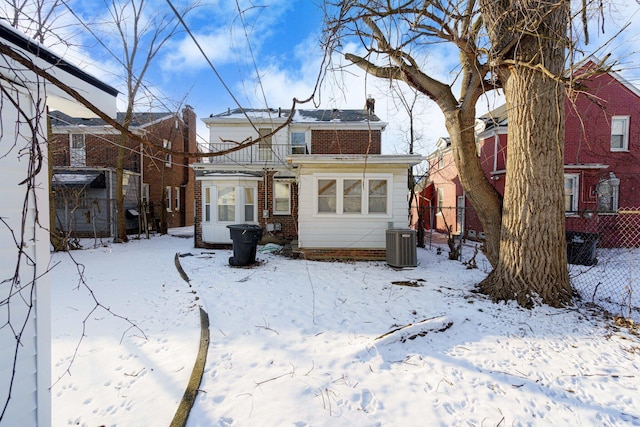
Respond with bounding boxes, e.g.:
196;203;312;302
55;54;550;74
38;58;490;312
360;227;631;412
299;248;386;261
311;129;381;154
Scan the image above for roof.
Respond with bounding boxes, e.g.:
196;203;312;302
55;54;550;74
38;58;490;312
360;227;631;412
49;110;177;128
208;107;383;123
51;171;106;188
479;104;509;131
0;22;118;97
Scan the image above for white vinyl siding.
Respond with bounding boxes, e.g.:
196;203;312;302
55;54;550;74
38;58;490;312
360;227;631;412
200;177;261;244
1;82;51;427
297;171;402;249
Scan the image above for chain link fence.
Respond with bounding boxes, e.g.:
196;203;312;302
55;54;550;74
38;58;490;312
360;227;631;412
568;208;640;322
416;205;640;322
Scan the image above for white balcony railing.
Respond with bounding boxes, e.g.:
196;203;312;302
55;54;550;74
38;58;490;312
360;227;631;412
207;143;306;164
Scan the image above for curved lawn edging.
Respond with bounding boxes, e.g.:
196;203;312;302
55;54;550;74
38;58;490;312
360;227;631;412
170;253;210;427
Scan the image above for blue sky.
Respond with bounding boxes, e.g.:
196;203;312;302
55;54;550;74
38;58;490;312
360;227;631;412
6;0;640;156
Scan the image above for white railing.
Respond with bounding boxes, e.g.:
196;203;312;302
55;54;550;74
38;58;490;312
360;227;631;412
207;143;304;164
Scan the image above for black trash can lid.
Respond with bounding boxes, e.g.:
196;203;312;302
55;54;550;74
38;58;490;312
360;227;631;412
227;223;262;230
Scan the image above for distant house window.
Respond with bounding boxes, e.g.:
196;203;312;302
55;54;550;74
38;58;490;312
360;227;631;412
316;175;390;215
437;187;444;211
258;128;273;161
564;174;579;214
70;134;86;166
457;195;465;232
165;185;172;212
611;116;630;151
244;187;255;222
218;187;235;222
438;153;444;169
274;181;291;215
164;139;172;167
291;132;307;154
175;187;180;211
142;184;150;212
597;173;620;213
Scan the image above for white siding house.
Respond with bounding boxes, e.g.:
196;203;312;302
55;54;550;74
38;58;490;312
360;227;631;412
291;155;421;254
0;22;117;426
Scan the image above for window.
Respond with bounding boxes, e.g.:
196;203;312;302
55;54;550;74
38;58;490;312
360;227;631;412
274;181;291;214
438;153;444;169
218;187;235;222
611;116;630;151
597;173;620;213
142;184;150;212
175;187;180;211
164;139;172;167
437;187;444;211
165;185;172;211
316;176;390;215
318;179;337;213
244;187;255;221
457;195;465;232
204;187;212;222
291;132;307;154
368;179;387;214
564;174;579;213
343;179;362;213
258;128;273;161
70;134;86;166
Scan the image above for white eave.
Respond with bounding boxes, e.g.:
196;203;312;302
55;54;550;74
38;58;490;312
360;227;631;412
286;154;423;166
565;163;609;170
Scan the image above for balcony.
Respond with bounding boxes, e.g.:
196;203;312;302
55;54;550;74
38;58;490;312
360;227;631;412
206;143;306;164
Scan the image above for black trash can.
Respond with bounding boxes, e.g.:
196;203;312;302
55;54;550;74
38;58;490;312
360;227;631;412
227;224;263;266
566;231;599;266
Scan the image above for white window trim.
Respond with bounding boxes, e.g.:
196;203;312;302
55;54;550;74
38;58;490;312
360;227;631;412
313;173;392;217
273;181;292;215
202;184;258;224
611;115;630;152
175;187;180;211
163;139;172;167
564;173;579;215
166;185;172;212
290;130;308;155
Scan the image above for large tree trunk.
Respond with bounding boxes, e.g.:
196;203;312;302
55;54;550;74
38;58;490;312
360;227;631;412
478;0;571;307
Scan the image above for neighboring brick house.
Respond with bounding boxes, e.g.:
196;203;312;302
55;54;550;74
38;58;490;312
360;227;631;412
49;107;197;237
193;105;422;260
423;62;640;245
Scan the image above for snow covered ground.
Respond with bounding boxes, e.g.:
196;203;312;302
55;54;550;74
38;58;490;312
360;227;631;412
51;229;640;426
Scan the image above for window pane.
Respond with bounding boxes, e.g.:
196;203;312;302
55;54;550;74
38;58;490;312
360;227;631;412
564;177;575;212
343;179;362;213
291;132;306;145
218;187;235;221
318;179;336;213
244;188;254;221
369;180;387;213
274;182;290;213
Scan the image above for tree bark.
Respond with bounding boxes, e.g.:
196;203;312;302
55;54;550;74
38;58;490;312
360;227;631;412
478;0;571;307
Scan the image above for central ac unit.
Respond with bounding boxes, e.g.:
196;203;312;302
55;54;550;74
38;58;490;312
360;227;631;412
386;229;417;268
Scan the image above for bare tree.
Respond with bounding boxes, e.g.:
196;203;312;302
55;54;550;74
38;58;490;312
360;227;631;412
322;0;591;307
62;0;196;242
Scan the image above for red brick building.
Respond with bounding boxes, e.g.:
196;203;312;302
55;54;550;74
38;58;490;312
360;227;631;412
423;62;640;246
49;107;197;237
